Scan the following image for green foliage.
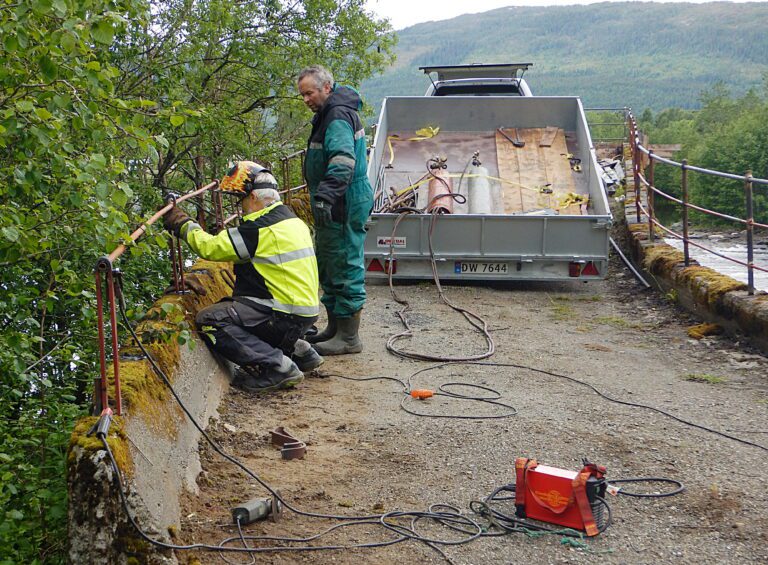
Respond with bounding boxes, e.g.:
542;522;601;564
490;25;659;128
360;3;768;115
0;1;392;562
639;81;768;226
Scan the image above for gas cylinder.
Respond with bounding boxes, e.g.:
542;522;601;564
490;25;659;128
427;158;453;214
468;164;492;214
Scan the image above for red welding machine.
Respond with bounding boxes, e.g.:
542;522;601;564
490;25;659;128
514;458;607;536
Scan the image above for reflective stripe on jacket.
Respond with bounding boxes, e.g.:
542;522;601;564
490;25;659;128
181;202;319;317
304;84;372;217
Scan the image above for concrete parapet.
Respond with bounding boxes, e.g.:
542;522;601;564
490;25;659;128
67;260;234;564
623;216;768;354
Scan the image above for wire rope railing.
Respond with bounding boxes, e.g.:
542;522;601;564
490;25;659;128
624;110;768;296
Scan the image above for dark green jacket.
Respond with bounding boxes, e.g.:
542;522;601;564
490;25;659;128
304;84;372;220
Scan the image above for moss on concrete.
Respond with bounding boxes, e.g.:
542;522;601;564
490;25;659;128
642;244;686;277
678;266;748;308
69;416;133;476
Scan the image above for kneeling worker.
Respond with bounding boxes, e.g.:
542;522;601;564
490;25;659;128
162;161;323;392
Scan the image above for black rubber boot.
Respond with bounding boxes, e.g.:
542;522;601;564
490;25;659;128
306;306;336;344
233;359;303;393
293;344;324;372
312;311;363;356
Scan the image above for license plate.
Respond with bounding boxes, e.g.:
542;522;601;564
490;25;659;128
454;262;509;274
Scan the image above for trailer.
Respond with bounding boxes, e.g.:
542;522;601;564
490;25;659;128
364;66;612;282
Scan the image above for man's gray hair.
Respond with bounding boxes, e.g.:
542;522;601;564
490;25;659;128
298;65;334;89
251;170;281;204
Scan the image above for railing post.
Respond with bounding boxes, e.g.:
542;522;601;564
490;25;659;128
648;150;655;242
745;170;755;296
632;119;641;223
681;159;690;267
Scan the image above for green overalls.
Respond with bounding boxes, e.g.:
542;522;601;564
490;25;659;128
304;84;374;318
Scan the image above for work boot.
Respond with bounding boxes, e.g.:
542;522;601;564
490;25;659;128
312;310;363;356
233;357;303;393
293;339;324;372
306;306;336;344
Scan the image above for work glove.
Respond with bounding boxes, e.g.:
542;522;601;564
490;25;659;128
163;273;207;296
161;204;192;238
312;198;333;228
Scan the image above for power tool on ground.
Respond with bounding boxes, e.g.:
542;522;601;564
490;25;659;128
514;457;607;536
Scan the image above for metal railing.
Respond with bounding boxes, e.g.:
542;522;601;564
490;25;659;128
585;107;629;143
626;111;768;295
94;181;223;416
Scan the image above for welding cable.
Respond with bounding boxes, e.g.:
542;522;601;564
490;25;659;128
471;484;613;537
111;288;503;562
607;478;685;498
405;361;768;453
323;370;517;420
385;160;495;363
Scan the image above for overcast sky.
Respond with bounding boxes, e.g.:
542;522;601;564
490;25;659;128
364;0;761;30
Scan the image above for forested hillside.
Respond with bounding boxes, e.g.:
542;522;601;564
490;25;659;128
361;2;768;113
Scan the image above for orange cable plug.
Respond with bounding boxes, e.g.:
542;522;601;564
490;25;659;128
410;389;434;400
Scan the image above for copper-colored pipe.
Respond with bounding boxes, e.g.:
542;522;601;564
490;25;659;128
107;180;218;263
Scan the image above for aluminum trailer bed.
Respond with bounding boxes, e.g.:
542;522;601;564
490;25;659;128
364;96;612;281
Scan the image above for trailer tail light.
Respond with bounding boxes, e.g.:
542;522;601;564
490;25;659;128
367;258;396;274
581;262;599;276
568;262;582;277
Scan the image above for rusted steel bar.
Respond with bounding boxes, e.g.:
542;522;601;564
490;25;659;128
633;119;641;223
94;270;108;414
169;236;180;293
175;235;186;292
638;146;768;186
648;150;655;242
106;268;122;415
640;205;768;274
107;180;218;263
745;171;755;295
681;159;690;267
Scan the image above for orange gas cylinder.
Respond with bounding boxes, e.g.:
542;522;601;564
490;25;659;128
427;166;453;214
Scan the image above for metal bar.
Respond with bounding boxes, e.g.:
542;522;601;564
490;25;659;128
176;236;186;291
633;119;641;223
745;171;755;295
94;270;108;414
648;150;655;242
681;159;690;267
640;203;768;273
107;180;218;263
169;236;180;292
638;148;768;185
106;269;122;415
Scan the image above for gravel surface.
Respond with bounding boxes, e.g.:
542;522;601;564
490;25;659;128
177;251;768;565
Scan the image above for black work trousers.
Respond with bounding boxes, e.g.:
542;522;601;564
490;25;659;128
196;298;317;369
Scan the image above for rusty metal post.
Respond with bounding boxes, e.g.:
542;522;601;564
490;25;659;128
94;270;108;414
681;159;690;267
633;120;641;223
282;157;292;205
105;269;122;415
745;170;755;295
648;150;655;242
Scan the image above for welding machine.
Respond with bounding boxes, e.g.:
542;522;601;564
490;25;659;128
514;457;607;536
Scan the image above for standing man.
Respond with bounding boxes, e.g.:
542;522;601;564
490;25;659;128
297;65;374;356
162;161;323;392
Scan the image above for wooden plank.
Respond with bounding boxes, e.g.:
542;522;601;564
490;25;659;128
496;127;582;215
539;126;559;147
544;129;580;214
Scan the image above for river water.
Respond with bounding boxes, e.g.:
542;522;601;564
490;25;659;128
665;236;768;292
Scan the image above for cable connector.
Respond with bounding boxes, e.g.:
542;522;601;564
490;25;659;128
410;389;434;400
88;407;113;439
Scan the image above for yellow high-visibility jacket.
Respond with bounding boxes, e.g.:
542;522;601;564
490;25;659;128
181;202;319;317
